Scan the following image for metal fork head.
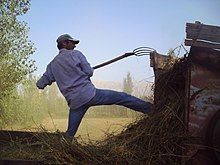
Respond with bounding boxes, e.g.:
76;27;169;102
133;47;156;56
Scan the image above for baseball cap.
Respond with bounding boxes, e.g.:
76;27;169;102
56;34;79;44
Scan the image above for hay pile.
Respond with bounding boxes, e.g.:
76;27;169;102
1;57;191;164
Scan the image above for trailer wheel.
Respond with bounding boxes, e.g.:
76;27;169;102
206;110;220;162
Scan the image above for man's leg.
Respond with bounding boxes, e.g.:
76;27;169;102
66;106;88;139
87;89;153;114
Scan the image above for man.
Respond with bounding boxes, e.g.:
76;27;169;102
36;34;153;140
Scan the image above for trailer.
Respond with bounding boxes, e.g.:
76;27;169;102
150;22;220;165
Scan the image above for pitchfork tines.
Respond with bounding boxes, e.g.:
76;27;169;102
133;47;156;56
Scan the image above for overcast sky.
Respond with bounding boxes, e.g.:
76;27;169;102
21;0;220;83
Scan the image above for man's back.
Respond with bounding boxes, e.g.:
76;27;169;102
38;49;96;109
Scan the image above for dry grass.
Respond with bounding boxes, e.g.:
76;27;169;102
0;56;194;164
41;117;135;141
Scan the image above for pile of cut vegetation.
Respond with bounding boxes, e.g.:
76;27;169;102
0;56;192;164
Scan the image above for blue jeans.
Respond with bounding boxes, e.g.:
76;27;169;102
66;89;153;138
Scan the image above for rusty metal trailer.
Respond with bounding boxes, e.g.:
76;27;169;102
151;22;220;165
185;22;220;165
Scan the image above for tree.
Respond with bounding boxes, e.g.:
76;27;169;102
123;72;142;118
0;0;36;100
0;0;36;126
123;72;133;94
118;72;133;117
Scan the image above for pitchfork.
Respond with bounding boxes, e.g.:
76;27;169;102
93;47;155;69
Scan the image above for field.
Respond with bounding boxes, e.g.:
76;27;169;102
41;117;135;141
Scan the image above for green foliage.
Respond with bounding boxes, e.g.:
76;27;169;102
0;74;140;129
1;72;146;129
0;0;36;127
0;75;68;129
17;75;68;126
0;0;30;16
0;1;35;101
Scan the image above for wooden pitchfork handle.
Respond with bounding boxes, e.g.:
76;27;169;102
93;52;134;70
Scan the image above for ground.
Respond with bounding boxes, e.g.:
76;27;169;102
42;117;135;141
